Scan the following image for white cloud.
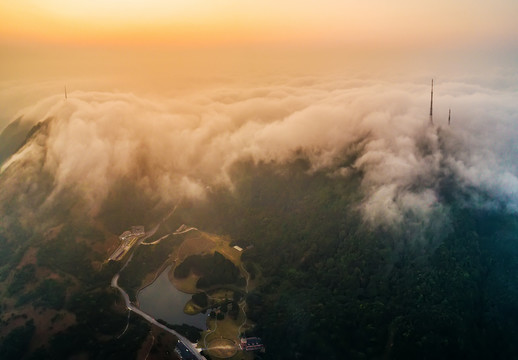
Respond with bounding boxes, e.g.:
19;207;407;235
2;74;518;229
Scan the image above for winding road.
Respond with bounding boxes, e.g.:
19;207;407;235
237;263;251;338
111;273;206;360
109;207;207;360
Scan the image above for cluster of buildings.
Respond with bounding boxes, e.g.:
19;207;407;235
108;226;145;261
120;226;145;240
240;337;264;352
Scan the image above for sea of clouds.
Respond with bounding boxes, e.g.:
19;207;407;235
1;72;517;229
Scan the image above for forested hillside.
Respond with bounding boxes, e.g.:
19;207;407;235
1;122;518;359
168;158;518;359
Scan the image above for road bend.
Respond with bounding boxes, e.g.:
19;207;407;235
110;218;206;360
111;273;206;360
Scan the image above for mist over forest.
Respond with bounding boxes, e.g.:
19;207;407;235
3;68;518;224
1;53;518;359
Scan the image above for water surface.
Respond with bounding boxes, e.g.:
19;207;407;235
138;265;207;330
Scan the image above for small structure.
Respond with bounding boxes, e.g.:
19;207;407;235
240;337;264;351
119;231;132;241
175;341;197;360
108;226;145;261
109;246;126;261
233;245;243;252
429;79;434;125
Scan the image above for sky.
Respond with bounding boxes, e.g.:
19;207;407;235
1;0;517;47
1;0;517;128
1;0;517;92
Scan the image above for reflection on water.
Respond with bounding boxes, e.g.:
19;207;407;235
138;265;207;330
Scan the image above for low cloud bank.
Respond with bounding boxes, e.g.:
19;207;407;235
2;75;518;230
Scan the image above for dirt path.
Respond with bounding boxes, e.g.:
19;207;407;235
237;263;250;338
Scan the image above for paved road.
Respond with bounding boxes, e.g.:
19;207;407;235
237;263;250;338
111;273;207;360
111;221;206;360
141;225;198;246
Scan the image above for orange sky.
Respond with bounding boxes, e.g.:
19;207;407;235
1;0;517;47
1;0;518;141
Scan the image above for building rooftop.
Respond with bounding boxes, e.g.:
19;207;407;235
240;337;264;351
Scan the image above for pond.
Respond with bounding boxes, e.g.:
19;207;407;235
137;265;207;330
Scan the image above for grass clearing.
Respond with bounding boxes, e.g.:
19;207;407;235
166;230;257;359
203;316;255;360
206;338;238;358
208;289;235;301
175;232;215;262
174;231;242;266
183;301;200;315
137;325;178;360
169;231;244;294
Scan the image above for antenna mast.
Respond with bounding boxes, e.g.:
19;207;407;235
429;79;433;125
448;108;451;125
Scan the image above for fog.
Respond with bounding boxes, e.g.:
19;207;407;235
1;48;518;230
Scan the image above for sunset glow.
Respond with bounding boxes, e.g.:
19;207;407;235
1;0;517;46
3;0;518;359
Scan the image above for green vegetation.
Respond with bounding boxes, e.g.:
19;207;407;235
30;313;150;360
0;219;149;359
174;251;242;289
118;234;180;300
67;288;128;335
2;144;518;360
7;264;36;295
25;288;150;359
192;292;209;307
0;221;32;282
35;224;116;288
0;320;35;360
17;279;67;309
167;159;518;359
97;177;164;234
37;226;94;279
0;232;15;279
186;289;241;316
